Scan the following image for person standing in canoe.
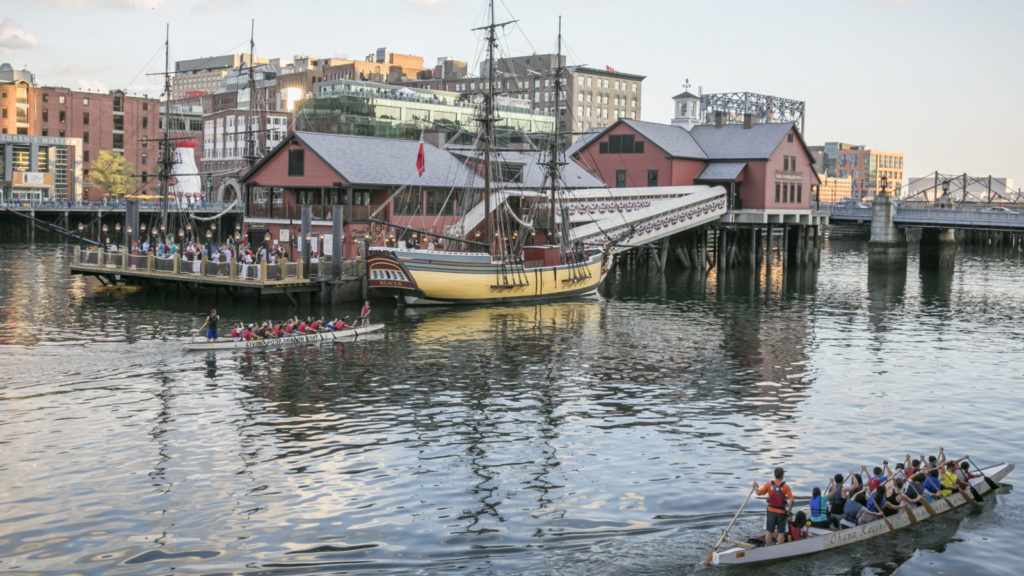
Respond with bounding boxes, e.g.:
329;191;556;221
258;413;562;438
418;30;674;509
205;309;220;342
358;300;371;327
754;467;793;546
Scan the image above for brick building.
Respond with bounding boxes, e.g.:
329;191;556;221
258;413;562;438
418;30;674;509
569;92;820;217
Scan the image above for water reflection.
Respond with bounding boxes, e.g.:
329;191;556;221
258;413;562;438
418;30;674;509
2;242;1023;575
920;243;956;306
867;252;907;340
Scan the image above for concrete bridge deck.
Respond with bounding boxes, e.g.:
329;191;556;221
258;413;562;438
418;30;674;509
825;202;1024;231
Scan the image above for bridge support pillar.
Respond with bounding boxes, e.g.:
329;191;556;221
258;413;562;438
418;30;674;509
868;193;906;247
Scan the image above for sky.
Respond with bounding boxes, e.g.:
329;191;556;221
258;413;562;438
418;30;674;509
2;0;1022;190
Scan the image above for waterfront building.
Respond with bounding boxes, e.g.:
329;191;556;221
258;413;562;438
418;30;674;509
172;54;269;100
2;63;161;201
0;133;83;201
818;141;904;200
201;108;290;177
403;53;644;146
569;91;820;216
240;131;484;260
295;78;554;146
817;173;854;203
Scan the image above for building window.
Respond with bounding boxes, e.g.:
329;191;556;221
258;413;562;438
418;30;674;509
797;183;802;203
789;183;795;203
141;135;146;148
615;170;626;188
288;148;304;176
59;110;66;123
83;97;89;106
142;116;148;129
59;95;65;104
113;133;123;149
83;112;89;125
83;131;89;144
42;93;47;103
775;182;781;203
41;129;47;136
647;170;658;187
143;102;148;111
59;129;65;137
787;132;794;143
83;150;89;162
42;108;48;122
783;156;789;171
142;153;148;165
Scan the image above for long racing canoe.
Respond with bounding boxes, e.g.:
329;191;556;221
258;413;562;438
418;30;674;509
183;323;385;351
712;461;1013;565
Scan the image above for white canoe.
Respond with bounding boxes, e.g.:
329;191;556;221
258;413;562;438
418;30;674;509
183;323;385;351
712;462;1014;565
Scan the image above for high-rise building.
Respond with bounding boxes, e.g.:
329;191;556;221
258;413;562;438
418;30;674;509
2;63;161;201
172;54;270;100
823;143;904;199
404;54;644;149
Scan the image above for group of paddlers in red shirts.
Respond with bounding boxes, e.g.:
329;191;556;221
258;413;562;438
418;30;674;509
229;302;371;342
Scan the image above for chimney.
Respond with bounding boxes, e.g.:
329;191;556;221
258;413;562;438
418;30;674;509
743;113;755;129
423;129;446;150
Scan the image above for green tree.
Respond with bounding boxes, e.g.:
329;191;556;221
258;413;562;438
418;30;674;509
85;151;136;200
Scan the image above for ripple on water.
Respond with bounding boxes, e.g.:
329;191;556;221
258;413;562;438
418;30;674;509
1;242;1024;574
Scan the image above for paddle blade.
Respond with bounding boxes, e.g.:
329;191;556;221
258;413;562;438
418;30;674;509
906;508;918;525
984;476;1000;491
970;486;984;502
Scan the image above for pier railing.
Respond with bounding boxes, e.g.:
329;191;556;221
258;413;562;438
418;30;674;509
70;246;359;287
2;199;241;214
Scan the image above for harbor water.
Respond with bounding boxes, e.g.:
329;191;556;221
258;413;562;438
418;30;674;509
0;239;1022;575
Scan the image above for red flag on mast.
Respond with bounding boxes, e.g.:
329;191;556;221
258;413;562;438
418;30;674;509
416;136;426;177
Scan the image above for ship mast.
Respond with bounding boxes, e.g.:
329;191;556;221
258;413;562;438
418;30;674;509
546;17;567;244
474;0;514;252
159;23;171;231
245;19;258;168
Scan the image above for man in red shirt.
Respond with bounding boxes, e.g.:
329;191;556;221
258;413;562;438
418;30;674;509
754;466;794;546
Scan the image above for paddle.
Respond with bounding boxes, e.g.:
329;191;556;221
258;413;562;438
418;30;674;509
870;493;896;533
704;485;757;565
966;456;1001;492
940;449;981;504
907;477;937;517
903;497;918;525
190;319;208;343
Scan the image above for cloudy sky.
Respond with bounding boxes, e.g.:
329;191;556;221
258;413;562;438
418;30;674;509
2;0;1022;189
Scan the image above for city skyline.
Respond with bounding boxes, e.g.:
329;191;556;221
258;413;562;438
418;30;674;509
2;0;1021;191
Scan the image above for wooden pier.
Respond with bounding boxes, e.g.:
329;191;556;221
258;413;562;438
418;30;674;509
69;246;364;304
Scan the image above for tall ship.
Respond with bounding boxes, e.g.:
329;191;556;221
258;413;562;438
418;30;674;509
366;3;613;306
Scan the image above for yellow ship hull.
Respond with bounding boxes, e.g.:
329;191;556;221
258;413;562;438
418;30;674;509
368;248;609;305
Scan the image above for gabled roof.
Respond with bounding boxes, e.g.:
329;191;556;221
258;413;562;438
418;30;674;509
672;91;700;100
689;123;794;160
565;127;603;157
568;118;815;167
448;145;605;189
621;118;707;159
296;131;484;188
696;162;747;181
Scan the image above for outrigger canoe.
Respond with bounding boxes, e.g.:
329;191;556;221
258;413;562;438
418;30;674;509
183;323;385;351
711;461;1013;565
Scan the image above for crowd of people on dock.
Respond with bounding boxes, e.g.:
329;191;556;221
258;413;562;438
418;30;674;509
753;448;980;546
139;237;291;264
202;301;371;342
